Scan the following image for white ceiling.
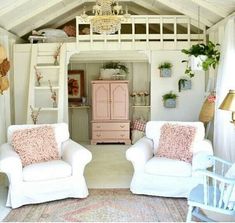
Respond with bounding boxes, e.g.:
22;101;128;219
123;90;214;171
0;0;235;37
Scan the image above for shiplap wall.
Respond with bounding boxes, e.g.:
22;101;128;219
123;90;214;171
13;43;206;142
151;50;205;121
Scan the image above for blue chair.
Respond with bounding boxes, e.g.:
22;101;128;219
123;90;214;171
187;155;235;222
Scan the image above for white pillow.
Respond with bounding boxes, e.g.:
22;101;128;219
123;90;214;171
37;28;68;38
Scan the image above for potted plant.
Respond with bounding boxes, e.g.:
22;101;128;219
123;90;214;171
162;91;177;108
100;62;128;80
158;62;173;77
178;78;192;92
182;41;220;78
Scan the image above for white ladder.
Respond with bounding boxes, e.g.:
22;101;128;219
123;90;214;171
26;44;66;124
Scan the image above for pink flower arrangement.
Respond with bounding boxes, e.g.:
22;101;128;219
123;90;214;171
130;92;137;97
207;94;216;103
137;91;145;96
144;91;149;96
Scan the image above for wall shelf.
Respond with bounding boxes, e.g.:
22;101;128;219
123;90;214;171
69;106;90;109
132;105;151;108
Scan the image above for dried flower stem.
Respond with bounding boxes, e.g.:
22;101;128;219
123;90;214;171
53;43;63;65
34;66;43;86
30;105;41;124
48;80;57;107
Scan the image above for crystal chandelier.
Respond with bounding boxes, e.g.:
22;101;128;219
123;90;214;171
81;0;130;35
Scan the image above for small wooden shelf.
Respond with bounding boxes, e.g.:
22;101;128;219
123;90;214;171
35;64;60;69
69;106;90;109
132;105;151;108
34;86;60;90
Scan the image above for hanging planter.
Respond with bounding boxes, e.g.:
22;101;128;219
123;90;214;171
178;78;192;92
162;91;177;108
158;62;172;77
181;41;220;78
189;55;207;71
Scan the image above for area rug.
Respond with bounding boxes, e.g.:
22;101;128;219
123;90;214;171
4;189;187;222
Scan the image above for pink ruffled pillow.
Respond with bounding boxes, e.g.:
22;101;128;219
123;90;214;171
11;126;59;167
155;123;196;163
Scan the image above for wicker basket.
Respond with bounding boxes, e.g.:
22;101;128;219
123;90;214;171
0;45;6;64
0;76;9;94
199;99;215;124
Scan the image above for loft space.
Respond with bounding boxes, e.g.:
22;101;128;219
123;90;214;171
0;0;235;40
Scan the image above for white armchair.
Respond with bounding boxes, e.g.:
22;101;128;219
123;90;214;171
126;121;213;198
0;123;92;208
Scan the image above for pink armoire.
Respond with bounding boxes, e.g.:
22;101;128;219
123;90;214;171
91;80;131;145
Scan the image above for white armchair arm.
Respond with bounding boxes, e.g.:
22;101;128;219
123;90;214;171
126;137;154;172
61;139;92;176
192;139;213;172
0;143;23;184
193;139;213;154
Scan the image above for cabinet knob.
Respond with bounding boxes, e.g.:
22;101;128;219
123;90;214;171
120;134;125;137
96;125;101;129
120;125;125;128
96;134;101;137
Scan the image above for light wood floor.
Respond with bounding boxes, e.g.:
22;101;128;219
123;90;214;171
83;144;133;188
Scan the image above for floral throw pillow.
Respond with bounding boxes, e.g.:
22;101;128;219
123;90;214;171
155;123;196;163
11;126;59;167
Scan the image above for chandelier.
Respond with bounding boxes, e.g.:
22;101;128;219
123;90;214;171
81;0;130;35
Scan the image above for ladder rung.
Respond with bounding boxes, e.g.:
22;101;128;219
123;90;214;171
34;107;59;111
27;44;65;124
36;64;60;69
34;86;60;90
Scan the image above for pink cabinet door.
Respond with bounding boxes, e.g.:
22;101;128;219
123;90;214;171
92;83;110;120
110;82;129;120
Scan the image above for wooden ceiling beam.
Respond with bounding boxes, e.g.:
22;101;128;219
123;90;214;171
51;6;91;28
17;0;85;36
154;0;213;27
134;0;168;15
6;0;65;30
191;0;228;18
0;0;30;17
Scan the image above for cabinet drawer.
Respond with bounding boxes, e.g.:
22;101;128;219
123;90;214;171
92;131;129;139
92;122;129;131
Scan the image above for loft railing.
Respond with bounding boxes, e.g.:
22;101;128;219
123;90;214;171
76;15;206;49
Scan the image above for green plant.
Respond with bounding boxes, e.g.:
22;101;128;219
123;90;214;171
182;60;195;78
102;62;129;74
178;78;190;92
162;91;177;101
181;41;220;78
158;62;172;69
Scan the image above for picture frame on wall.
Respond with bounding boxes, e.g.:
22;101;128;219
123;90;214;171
68;70;84;105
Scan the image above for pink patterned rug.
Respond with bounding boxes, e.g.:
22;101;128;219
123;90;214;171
4;189;187;222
